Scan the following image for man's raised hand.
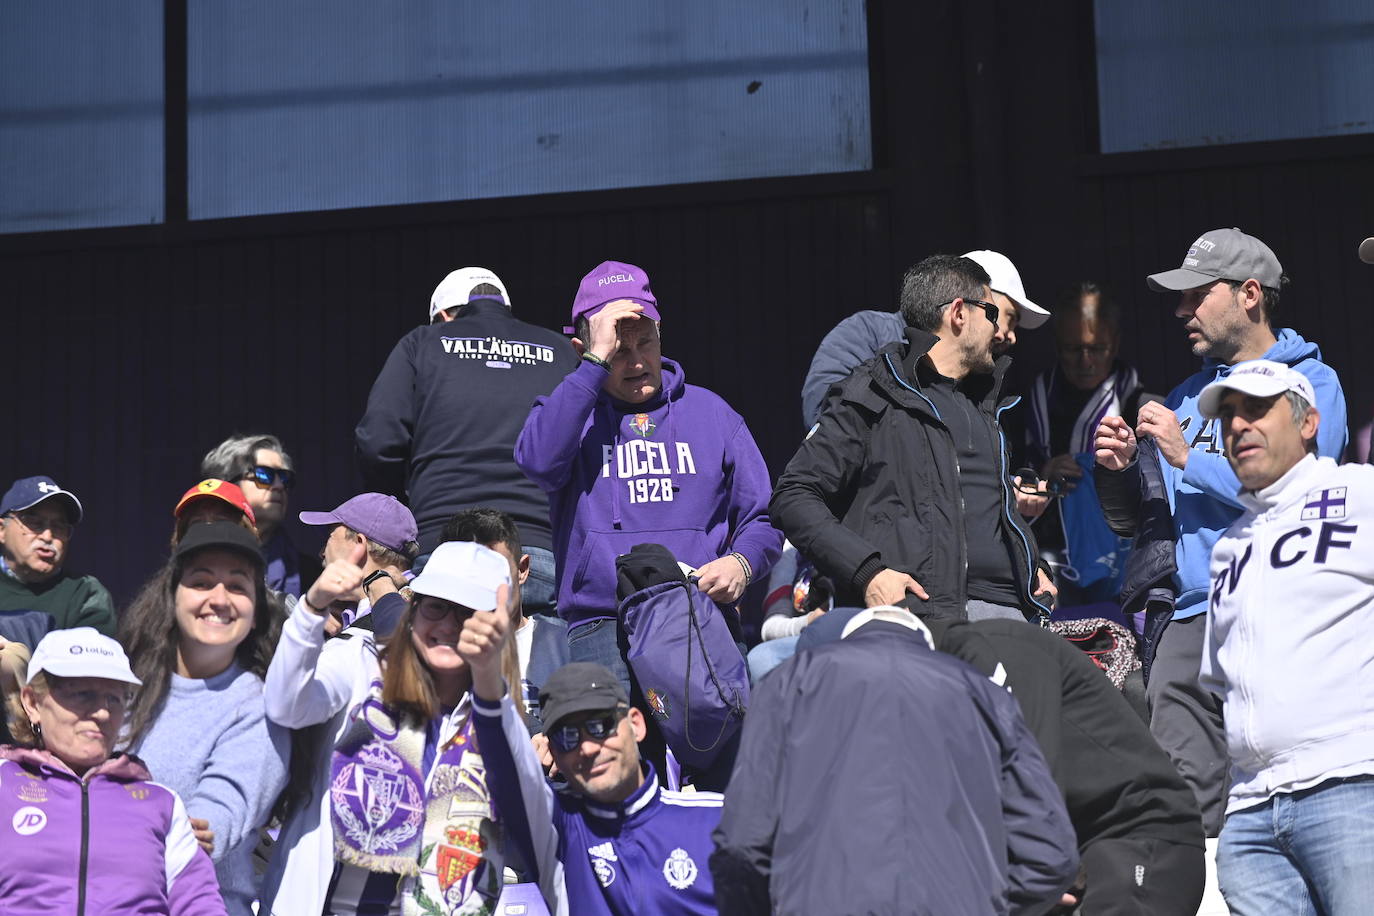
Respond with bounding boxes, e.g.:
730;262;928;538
1094;416;1138;471
303;539;369;614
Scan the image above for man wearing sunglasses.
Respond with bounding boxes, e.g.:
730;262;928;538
200;433;320;598
0;475;115;635
773;254;1055;624
466;611;723;916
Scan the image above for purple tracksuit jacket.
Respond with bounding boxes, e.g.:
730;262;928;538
515;358;782;626
0;746;226;915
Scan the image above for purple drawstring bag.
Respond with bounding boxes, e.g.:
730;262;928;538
616;546;749;771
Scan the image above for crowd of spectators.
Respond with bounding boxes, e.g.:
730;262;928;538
1;231;1371;916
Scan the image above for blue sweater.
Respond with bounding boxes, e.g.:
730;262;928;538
1163;329;1347;618
131;663;291;916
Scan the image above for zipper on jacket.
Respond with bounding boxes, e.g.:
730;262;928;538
77;779;90;916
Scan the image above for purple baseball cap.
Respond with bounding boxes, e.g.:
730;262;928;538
299;493;418;555
564;260;661;334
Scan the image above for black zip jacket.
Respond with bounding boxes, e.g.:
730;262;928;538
771;327;1049;619
355;300;579;553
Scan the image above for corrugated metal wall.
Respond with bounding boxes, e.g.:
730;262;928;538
5;0;1374;606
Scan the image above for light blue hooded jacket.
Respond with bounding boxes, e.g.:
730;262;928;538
1163;328;1347;619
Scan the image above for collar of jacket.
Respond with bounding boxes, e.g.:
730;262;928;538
876;326;1012;414
1238;453;1328;514
581;761;661;822
0;745;151;783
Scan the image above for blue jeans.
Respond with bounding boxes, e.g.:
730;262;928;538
523;545;557;618
566;617;632;697
746;636;799;684
1218;776;1374;915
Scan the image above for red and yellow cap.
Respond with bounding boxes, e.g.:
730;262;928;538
173;479;256;525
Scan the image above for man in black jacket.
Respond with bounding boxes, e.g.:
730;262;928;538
711;606;1078;915
772;254;1053;621
355;267;579;614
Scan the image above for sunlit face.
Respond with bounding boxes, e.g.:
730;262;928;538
549;706;646;803
990;291;1019;356
240;448;289;531
0;499;72;583
1176;281;1249;360
1056;310;1118;391
960;285;999;374
410;596;476;676
21;676;129;773
1217;390;1317;490
600;305;663;404
175;548;258;658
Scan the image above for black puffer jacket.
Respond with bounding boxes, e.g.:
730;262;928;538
771;327;1049;620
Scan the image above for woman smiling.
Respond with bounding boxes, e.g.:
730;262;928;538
119;521;290;916
260;539;515;916
0;628;226;914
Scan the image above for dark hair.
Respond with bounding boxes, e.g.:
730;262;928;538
119;549;284;747
1227;277;1286;325
199;434;293;483
898;255;992;332
470;283;503;299
440;508;522;557
1060;280;1121;336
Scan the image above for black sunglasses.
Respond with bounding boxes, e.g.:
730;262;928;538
1012;468;1066;498
941;297;1000;328
548;708;628;753
244;465;296;490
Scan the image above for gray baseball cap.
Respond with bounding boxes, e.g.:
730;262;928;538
1147;228;1283;292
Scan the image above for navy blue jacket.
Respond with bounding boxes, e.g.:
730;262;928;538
473;693;722;916
355;300;579;553
711;621;1078;916
800;308;905;429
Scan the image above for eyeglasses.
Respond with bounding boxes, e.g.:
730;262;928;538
5;510;73;539
414;597;478;622
548;708;628;753
1058;345;1113;358
243;465;295;490
942;297;1000;328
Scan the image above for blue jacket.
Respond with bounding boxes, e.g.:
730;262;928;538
1099;328;1347;623
800;309;905;428
472;693;721;916
712;620;1078;916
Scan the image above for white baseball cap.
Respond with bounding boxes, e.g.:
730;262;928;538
429;267;511;320
1198;359;1316;419
27;627;142;687
962;250;1049;329
408;541;511;611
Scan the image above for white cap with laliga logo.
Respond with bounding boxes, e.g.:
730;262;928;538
26;627;142;687
1197;359;1316;419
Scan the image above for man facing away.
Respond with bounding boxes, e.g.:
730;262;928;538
356;266;579;614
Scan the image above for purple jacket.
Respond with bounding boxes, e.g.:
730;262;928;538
516;358;782;625
0;747;226;916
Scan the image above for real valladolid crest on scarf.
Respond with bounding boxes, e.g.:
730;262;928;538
330;682;504;915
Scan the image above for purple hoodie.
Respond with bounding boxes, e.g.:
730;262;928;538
0;746;226;915
516;357;782;625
